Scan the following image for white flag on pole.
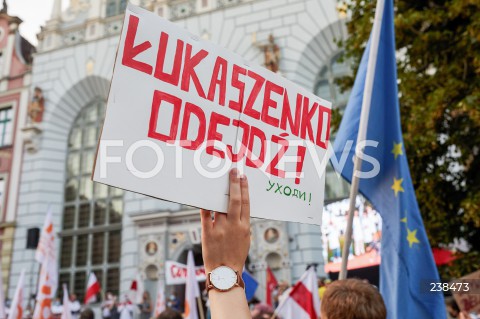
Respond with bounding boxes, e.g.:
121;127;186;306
61;284;72;319
184;251;200;319
154;279;166;317
33;207;58;319
9;270;26;319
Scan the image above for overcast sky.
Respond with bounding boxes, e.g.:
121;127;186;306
6;0;69;45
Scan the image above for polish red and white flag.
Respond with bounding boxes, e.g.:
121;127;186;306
129;279;138;302
130;274;145;304
274;267;320;319
84;273;101;304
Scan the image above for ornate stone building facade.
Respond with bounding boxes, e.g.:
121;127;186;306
8;0;351;303
0;4;34;293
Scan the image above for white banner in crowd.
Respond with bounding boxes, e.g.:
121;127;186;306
165;261;206;285
92;4;332;225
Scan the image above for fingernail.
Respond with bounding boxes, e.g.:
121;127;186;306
240;174;246;180
230;168;238;177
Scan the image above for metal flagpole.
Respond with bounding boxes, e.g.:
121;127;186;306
196;296;205;319
339;0;386;280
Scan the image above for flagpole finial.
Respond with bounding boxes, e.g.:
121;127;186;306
306;263;318;271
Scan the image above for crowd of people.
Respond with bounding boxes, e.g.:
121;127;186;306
53;292;151;319
3;283;471;319
1;169;475;319
322;198;382;263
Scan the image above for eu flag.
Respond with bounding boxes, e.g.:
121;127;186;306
332;0;446;318
242;270;259;302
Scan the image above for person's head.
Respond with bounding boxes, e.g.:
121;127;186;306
318;278;326;287
156;308;182;319
251;303;274;319
445;296;460;317
70;293;77;302
277;281;289;293
142;291;150;301
249;297;260;306
321;279;386;319
80;308;94;319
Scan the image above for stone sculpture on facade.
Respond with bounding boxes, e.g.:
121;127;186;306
262;34;281;73
22;87;45;153
28;87;45;124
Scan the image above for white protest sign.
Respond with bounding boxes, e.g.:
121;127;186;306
92;4;332;224
165;261;206;285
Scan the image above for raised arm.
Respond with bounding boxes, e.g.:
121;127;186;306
200;168;251;319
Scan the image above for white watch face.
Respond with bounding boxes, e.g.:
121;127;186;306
210;266;237;290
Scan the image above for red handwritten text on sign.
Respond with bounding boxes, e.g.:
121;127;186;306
121;15;331;184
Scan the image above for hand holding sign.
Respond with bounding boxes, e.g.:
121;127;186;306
201;168;251;319
200;168;250;274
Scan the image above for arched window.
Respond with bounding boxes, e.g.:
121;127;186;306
315;54;352;202
60;99;123;299
106;0;127;17
315;53;351;111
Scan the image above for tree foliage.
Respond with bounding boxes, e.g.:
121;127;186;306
336;0;480;278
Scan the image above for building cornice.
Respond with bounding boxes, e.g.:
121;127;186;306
36;0;255;53
130;208;201;223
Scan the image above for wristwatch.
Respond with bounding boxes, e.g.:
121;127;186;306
206;266;245;292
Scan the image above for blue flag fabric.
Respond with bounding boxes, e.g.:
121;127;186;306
242;270;259;301
332;0;446;318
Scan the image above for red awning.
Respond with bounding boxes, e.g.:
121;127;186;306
325;251;380;273
325;248;456;273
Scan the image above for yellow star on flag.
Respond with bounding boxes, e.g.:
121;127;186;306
407;228;420;248
391;177;404;197
392;142;403;160
401;217;407;223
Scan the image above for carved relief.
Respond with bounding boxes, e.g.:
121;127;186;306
105;20;123;35
170;0;195;19
264;227;280;244
145;241;158;256
249;220;289;273
63;30;84;46
169;231;187;253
